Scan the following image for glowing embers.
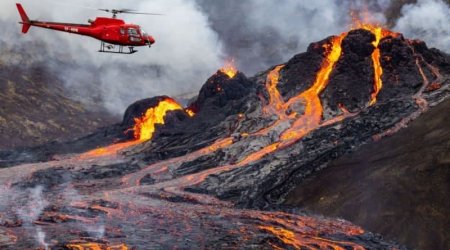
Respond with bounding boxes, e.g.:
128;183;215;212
185;108;196;117
132;98;183;141
220;59;238;79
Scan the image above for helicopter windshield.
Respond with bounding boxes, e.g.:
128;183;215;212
140;28;148;37
128;28;139;36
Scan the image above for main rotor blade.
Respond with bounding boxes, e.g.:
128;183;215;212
122;11;165;16
118;9;137;12
98;8;165;16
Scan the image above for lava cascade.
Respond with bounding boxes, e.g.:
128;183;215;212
132;98;184;141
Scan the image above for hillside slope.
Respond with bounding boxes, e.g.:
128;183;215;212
285;99;450;250
0;62;116;150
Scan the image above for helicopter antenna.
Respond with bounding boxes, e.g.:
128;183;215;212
98;9;164;19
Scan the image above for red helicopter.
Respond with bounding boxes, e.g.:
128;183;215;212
16;3;160;54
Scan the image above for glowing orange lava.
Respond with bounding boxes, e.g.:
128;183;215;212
220;60;238;79
185;108;196;117
280;34;345;141
133;98;184;141
66;242;128;250
79;141;141;159
260;225;365;250
263;65;286;116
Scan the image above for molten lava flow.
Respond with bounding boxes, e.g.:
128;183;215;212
280;34;345;141
133;98;183;141
66;242;128;250
263;65;286;116
220;60;238;79
352;21;399;106
369;27;383;105
259;226;365;250
79;141;141;159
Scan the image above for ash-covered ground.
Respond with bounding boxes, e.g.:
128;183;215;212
0;26;449;249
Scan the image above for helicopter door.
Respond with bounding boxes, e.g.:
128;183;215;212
118;27;127;44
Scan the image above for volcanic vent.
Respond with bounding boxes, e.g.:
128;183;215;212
0;24;449;249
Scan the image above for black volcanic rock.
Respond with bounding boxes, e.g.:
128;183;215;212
323;29;377;112
189;71;255;117
378;35;424;101
276;38;325;100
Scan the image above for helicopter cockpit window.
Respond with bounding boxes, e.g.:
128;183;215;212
128;28;139;36
128;28;142;42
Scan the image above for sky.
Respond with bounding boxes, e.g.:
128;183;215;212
0;0;448;115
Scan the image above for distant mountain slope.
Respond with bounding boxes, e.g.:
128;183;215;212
285;99;450;250
0;63;116;150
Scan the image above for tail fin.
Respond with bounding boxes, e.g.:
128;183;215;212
16;3;31;34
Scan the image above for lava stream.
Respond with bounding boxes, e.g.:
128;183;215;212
280;34;345;142
259;226;365;250
66;242;128;250
354;23;399;106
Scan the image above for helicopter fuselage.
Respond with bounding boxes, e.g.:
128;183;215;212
17;4;155;54
26;17;155;47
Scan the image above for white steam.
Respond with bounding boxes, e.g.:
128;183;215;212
62;183;106;239
395;0;450;51
36;227;49;250
16;186;50;249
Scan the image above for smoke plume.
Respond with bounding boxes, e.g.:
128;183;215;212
16;186;50;249
394;0;450;51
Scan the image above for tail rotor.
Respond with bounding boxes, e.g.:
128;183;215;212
16;3;32;33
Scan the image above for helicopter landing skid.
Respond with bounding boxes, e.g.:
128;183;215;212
99;42;137;54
